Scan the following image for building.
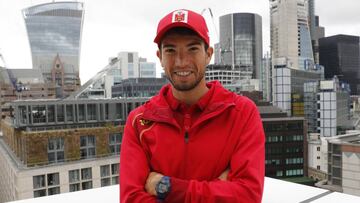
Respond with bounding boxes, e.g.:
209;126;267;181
0;67;56;125
215;13;262;79
22;2;84;98
139;58;156;78
304;81;320;133
259;104;310;184
260;53;271;101
0;97;148;202
307;0;325;64
272;62;323;116
320;131;360;196
319;35;360;95
109;52;156;81
111;78;167;98
69;52;157;99
317;77;352;137
307;133;328;182
205;64;252;85
270;0;314;70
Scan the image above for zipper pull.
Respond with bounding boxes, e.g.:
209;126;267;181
185;131;189;143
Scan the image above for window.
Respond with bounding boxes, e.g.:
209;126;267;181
100;165;111;187
100;163;119;187
87;104;96;121
317;147;320;151
69;168;93;192
317;156;320;160
66;105;74;122
33;175;46;189
109;133;122;155
317;165;321;170
47;105;55;123
69;170;80;183
78;104;85;121
80;135;96;159
81;167;92;180
48;137;64;163
81;168;93;190
33;173;60;198
32;105;46;123
57;105;64;122
47;173;59;186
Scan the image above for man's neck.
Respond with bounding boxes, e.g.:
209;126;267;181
171;81;209;106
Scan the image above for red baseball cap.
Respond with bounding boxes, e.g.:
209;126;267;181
154;9;210;46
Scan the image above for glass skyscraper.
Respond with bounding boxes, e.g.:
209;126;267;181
22;2;84;97
215;13;262;79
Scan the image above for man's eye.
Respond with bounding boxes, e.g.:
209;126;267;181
164;48;175;53
189;47;199;51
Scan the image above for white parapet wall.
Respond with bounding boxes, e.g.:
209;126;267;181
7;177;360;203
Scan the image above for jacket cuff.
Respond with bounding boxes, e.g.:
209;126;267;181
165;177;189;202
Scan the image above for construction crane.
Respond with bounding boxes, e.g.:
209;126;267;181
0;52;22;92
201;8;219;42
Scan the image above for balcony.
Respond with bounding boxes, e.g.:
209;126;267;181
7;177;360;203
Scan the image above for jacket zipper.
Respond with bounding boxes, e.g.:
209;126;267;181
185;131;189;143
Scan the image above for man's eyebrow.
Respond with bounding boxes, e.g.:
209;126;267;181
162;44;175;49
187;41;202;47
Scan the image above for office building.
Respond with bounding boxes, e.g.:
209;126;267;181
259;104;310;184
215;13;262;79
320;131;360;196
0;97;148;202
270;0;314;70
304;81;320;133
69;52;157;99
112;78;167;98
307;133;328;182
205;64;252;85
317;77;352;137
272;61;323;116
260;53;271;101
0;67;56;125
109;52;156;81
319;35;360;95
22;2;84;98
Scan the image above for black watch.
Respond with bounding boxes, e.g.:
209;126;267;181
155;176;171;200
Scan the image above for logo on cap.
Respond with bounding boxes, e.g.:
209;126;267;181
172;10;188;23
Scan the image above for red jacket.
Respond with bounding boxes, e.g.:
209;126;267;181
120;81;265;203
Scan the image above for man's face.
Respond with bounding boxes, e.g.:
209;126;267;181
157;33;213;92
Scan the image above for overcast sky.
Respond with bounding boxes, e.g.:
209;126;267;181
0;0;359;83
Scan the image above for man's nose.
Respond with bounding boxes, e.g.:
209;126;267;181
174;51;190;68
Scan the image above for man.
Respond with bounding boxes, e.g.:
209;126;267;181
120;9;265;203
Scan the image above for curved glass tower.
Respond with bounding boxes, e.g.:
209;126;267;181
22;2;84;97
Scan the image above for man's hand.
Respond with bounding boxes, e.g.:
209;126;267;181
218;168;229;181
145;172;164;196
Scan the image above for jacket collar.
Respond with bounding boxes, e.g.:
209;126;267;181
142;81;236;126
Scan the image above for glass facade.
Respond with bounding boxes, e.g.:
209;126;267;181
273;65;322;116
218;13;262;79
319;35;360;95
22;2;84;80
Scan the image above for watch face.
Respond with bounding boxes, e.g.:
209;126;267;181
158;182;168;193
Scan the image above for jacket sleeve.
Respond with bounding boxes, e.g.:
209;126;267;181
165;101;265;203
119;111;157;203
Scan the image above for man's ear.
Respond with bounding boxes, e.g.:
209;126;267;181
156;50;164;67
205;46;214;65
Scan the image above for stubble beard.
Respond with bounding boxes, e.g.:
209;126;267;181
167;71;205;91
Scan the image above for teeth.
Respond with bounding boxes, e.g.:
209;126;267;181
175;71;191;76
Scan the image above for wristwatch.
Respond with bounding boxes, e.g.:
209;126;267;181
155;176;171;200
